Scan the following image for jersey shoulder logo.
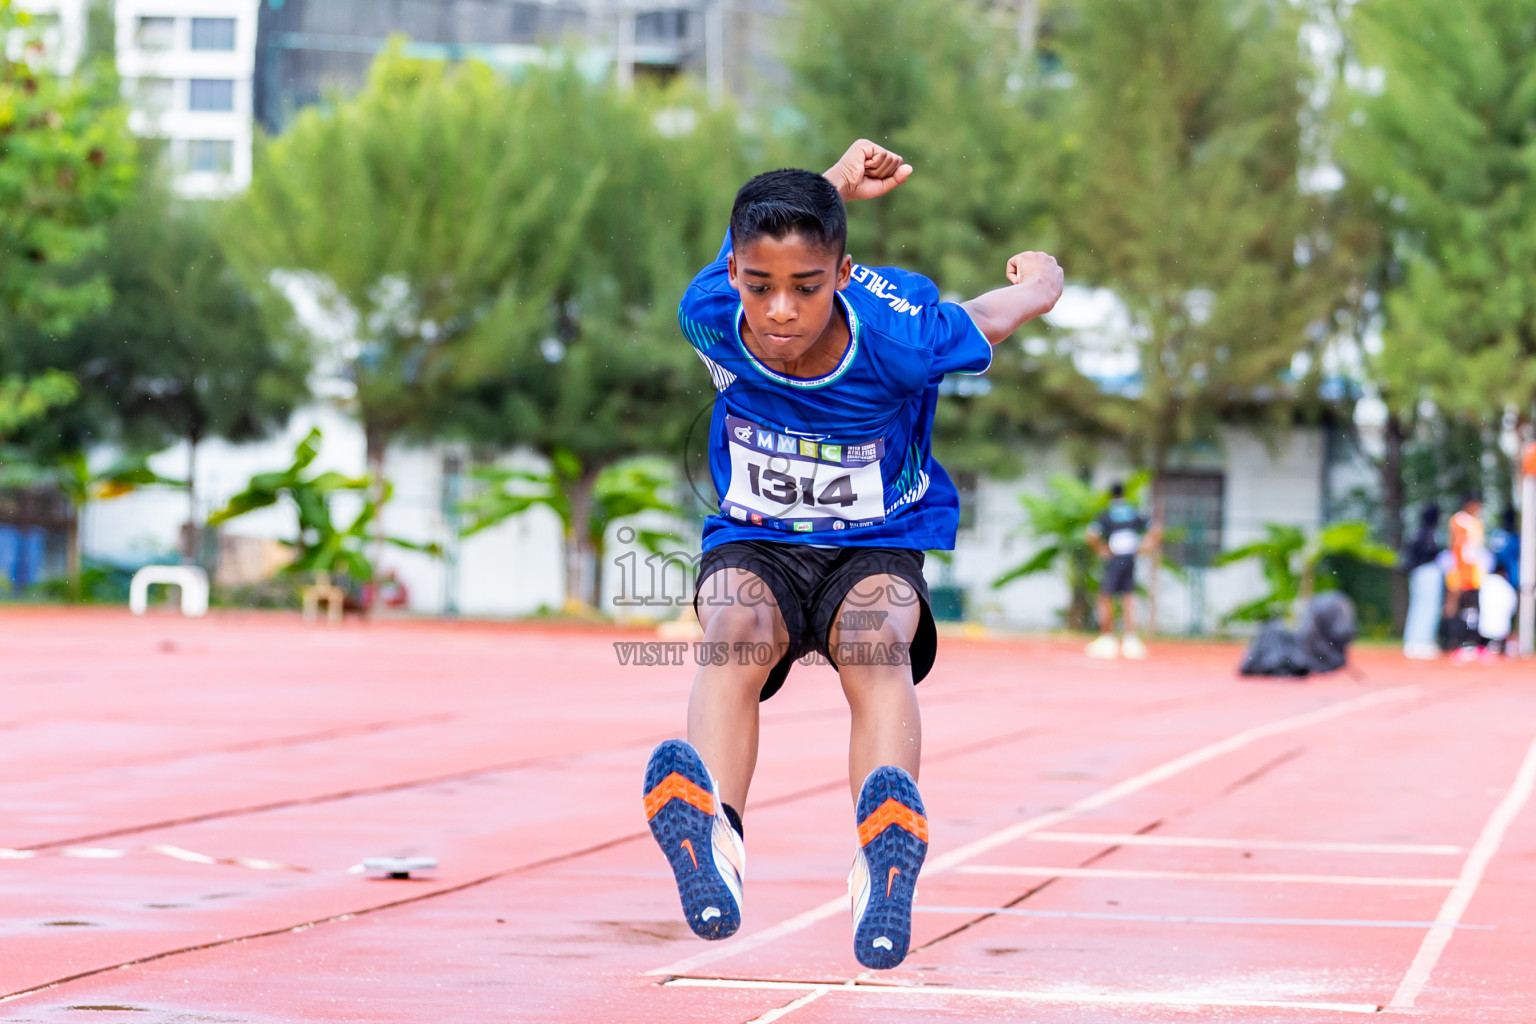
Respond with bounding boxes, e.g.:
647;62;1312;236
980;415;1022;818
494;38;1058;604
849;264;923;318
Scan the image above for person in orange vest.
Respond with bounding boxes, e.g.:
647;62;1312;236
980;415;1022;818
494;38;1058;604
1445;494;1487;658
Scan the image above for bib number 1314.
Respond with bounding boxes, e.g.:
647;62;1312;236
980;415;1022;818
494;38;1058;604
745;463;858;508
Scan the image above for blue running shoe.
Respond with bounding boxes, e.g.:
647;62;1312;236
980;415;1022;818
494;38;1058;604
849;765;928;969
643;739;745;940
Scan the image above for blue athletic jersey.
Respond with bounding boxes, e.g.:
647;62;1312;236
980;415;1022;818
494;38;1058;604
678;233;992;553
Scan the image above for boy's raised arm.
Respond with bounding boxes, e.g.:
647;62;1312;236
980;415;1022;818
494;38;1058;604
962;251;1065;345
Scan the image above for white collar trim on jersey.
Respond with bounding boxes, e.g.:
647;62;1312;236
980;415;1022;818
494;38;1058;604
734;291;860;389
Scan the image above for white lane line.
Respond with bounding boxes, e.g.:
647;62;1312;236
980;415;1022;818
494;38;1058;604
742;985;835;1023
960;865;1455;887
925;685;1422;876
60;847;125;859
1030;831;1464;856
149;844;217;865
663;977;1381;1014
5;845;305;872
914;905;1493;930
646;685;1421;978
1389;733;1536;1010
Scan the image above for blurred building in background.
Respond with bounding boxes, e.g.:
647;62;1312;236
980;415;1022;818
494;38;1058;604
14;0;787;192
253;0;787;134
117;0;260;196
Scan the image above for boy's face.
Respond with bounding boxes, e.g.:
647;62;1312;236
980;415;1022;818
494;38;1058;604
728;233;853;362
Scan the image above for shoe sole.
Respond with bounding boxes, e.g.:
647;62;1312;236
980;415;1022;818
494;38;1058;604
854;766;928;970
643;739;741;940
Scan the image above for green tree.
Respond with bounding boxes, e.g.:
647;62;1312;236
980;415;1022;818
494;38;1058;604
0;371;76;440
1342;0;1536;422
1336;0;1536;560
1215;520;1395;624
0;0;136;334
67;177;309;558
788;0;1082;477
225;51;737;605
1052;0;1336;609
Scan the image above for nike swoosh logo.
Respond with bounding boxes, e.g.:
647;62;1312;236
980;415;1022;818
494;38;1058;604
680;838;698;869
887;865;900;897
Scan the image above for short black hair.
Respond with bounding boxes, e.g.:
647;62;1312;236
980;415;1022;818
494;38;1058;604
1461;491;1483;509
730;169;846;258
1109;481;1125;499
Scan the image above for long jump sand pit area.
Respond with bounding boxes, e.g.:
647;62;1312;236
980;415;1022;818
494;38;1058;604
2;607;1535;1022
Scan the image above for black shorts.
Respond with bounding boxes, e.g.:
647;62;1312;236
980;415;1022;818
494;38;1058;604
1103;555;1137;595
693;541;938;702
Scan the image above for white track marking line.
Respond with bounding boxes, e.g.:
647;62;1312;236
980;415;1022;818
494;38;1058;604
742;985;835;1023
1389;732;1536;1010
148;844;217;864
647;685;1421;978
960;865;1455;887
4;844;305;872
663;977;1381;1014
924;685;1422;875
60;847;125;859
915;905;1492;929
1030;831;1463;855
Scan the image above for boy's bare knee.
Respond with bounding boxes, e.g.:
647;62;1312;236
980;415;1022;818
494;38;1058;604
703;601;777;648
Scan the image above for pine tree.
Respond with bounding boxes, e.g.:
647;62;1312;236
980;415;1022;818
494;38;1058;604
1054;0;1336;603
1340;0;1536;427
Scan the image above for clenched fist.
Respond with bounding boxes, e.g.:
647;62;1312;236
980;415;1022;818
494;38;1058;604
823;139;913;202
1008;251;1064;308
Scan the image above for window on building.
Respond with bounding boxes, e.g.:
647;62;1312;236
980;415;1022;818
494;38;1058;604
188;78;235;111
184;139;234;174
133;76;175;113
635;9;690;44
136;16;175;50
1161;471;1225;568
189;17;236;51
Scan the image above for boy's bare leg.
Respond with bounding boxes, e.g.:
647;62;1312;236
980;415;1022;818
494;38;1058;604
1097;591;1116;634
831;573;923;802
1121;594;1135;635
689;568;787;813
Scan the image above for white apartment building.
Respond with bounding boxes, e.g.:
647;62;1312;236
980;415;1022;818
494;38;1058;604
115;0;258;197
8;0;87;73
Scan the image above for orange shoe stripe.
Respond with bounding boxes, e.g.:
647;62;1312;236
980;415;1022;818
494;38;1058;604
857;798;929;846
644;772;716;820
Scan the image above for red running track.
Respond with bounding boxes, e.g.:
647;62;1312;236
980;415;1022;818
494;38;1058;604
2;608;1535;1022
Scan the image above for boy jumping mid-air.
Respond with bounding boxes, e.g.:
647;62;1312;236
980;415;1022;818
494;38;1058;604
642;141;1063;969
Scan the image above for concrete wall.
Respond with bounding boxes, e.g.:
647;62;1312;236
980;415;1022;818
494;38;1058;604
81;405;566;617
84;412;1328;631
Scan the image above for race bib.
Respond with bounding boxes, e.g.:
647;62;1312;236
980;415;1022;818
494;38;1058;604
720;415;886;534
1108;529;1141;556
